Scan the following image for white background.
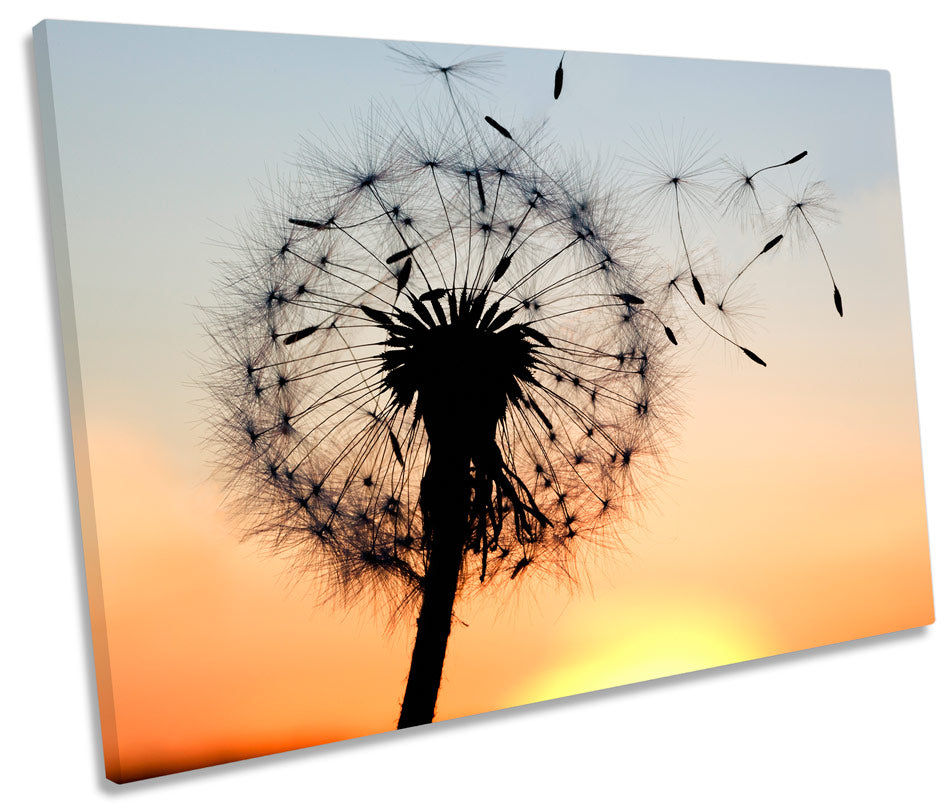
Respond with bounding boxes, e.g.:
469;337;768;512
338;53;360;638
3;2;946;809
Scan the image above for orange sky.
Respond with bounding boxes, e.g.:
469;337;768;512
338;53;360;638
70;184;934;782
80;302;933;781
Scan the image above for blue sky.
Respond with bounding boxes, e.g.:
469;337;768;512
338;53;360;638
42;20;905;479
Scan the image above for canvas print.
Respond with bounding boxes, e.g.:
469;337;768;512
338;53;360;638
34;20;934;782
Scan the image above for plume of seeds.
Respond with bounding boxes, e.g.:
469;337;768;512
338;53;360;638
204;94;674;609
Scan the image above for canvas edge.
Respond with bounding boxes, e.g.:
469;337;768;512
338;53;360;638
32;19;124;785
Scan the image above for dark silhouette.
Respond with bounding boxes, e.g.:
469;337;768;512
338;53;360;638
554;53;565;100
204;47;840;729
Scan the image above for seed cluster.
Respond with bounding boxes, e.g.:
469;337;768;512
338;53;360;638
207;103;672;606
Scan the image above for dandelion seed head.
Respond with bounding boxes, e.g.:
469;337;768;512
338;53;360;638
204;65;680;614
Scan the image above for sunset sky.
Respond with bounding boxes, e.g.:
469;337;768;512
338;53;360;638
37;20;932;782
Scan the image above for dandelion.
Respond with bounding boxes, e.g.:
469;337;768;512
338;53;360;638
204;46;842;733
205;77;674;728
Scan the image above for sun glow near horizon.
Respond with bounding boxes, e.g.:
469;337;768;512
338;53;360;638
81;396;930;778
507;598;774;709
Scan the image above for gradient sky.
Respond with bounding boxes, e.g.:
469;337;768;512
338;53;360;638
38;20;932;782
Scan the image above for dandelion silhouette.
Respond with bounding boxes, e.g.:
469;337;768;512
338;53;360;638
207;72;678;727
205;47;841;731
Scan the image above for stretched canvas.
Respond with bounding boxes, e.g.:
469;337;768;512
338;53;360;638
34;19;934;783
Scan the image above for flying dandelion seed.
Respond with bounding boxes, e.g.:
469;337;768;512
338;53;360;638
778;180;843;316
719;150;808;226
718;157;765;225
718;234;784;309
641;232;769;367
387;44;503;94
668;271;768;366
629;127;721;306
631;130;838;360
